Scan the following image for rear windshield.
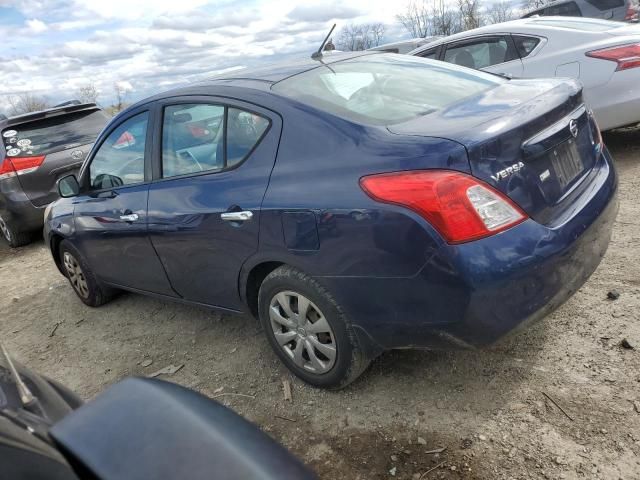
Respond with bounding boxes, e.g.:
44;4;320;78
530;18;625;30
585;0;625;9
271;54;502;126
2;109;109;157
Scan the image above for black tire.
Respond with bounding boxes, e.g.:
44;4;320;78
0;215;32;248
59;239;115;307
258;266;371;389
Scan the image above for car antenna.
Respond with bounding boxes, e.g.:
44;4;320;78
311;23;336;60
0;342;38;409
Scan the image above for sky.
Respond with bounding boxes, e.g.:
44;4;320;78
0;0;414;111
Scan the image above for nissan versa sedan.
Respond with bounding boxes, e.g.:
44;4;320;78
45;53;617;388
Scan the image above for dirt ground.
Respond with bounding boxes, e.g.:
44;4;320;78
2;128;639;480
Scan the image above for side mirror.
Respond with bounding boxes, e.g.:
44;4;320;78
58;175;80;198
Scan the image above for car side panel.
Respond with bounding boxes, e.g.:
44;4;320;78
258;106;470;279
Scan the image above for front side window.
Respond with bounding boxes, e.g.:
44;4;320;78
444;37;511;70
161;104;269;178
418;47;439;60
89;112;148;190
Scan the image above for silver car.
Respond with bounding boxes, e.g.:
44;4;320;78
523;0;639;22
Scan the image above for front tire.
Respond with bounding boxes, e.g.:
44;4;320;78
59;240;115;307
258;266;371;389
0;214;31;248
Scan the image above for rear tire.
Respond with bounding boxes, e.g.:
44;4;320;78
0;215;32;248
258;266;371;389
59;240;115;307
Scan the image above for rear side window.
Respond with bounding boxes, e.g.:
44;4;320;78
444;37;513;69
545;1;582;15
161;104;269;179
2;110;109;158
513;35;542;58
272;55;502;126
585;0;624;9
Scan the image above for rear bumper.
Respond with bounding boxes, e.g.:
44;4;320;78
0;177;45;233
585;69;640;130
317;148;618;350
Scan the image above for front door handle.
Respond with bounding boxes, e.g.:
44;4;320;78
119;213;139;222
220;211;253;222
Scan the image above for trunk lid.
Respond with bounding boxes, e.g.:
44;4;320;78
2;108;109;207
388;78;602;225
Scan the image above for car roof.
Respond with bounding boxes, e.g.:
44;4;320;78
0;103;101;130
409;16;626;53
122;51;379;112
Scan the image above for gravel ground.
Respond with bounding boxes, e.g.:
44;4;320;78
2;128;639;479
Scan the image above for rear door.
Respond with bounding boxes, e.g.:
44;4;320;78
442;35;524;77
72;108;175;295
147;97;281;310
2;109;109;207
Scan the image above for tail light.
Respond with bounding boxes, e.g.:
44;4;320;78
587;110;604;154
360;170;527;244
624;3;638;21
0;155;46;180
586;43;640;71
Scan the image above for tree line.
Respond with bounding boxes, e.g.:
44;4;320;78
338;0;546;51
4;82;129;117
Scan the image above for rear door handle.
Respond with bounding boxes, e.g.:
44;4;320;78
119;213;139;222
220;211;253;222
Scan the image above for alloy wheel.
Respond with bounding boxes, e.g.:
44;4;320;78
269;291;337;374
63;252;90;299
0;215;12;243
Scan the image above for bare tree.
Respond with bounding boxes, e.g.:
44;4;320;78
458;0;483;31
113;82;128;113
524;0;548;12
397;0;432;38
337;23;386;51
431;0;462;36
486;1;516;24
77;83;99;105
6;93;49;116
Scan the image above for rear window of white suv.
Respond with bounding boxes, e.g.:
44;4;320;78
531;18;626;30
2;109;109;158
272;54;502;126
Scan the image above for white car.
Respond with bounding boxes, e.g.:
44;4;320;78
409;17;640;130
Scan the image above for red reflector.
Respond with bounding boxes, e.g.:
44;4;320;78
0;158;16;179
360;170;527;244
9;155;46;174
586;43;640;71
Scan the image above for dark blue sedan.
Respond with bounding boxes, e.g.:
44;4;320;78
45;53;618;388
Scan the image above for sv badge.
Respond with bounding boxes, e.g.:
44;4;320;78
491;162;525;182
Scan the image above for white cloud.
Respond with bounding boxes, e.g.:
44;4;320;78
25;18;48;33
0;0;414;110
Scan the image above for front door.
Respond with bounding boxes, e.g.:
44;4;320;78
73;110;174;296
147;99;281;310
